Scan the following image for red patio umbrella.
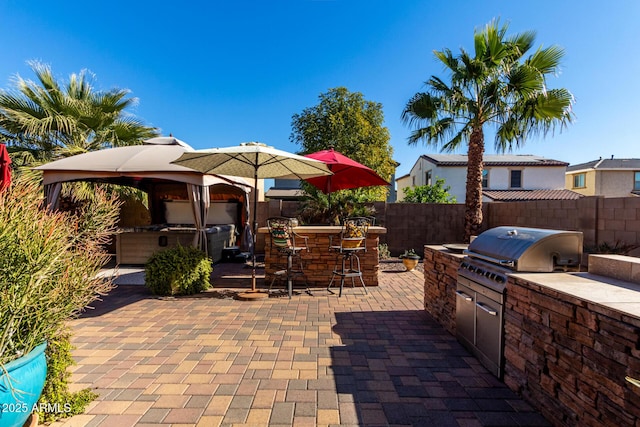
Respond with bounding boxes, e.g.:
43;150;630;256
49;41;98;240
303;148;389;195
0;144;11;192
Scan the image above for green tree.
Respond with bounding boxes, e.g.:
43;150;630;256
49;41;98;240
402;20;574;239
0;60;158;163
291;87;395;203
402;178;456;203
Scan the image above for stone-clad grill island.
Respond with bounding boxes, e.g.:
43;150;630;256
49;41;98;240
425;227;640;427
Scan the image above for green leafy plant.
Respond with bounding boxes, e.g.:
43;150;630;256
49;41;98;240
0;175;119;423
378;243;391;260
0;175;119;367
297;188;375;225
37;331;98;423
145;245;213;296
399;249;419;259
401;178;456;203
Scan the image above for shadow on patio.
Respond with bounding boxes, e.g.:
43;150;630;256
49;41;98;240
330;310;550;426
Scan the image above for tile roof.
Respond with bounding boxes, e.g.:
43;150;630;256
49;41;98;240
483;189;584;202
567;158;640;172
423;154;568;167
264;188;306;199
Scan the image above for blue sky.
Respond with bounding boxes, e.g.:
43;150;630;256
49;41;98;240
1;0;639;181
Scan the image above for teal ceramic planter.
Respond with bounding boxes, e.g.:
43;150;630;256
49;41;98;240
0;342;47;427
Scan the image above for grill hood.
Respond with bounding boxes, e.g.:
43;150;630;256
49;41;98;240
465;226;583;272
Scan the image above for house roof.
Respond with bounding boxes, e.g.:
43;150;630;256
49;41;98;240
422;154;568;167
567;158;640;172
264;188;306;199
483;189;584;202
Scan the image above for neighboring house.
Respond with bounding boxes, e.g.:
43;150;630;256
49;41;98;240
264;179;305;201
566;157;640;197
397;154;582;202
265;171;399;203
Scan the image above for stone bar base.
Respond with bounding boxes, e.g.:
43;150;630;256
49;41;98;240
259;226;385;288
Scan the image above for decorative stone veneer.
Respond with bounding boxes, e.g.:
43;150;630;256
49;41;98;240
505;276;640;426
422;245;463;335
263;230;381;287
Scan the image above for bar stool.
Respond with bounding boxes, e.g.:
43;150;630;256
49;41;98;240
328;217;370;297
266;217;309;298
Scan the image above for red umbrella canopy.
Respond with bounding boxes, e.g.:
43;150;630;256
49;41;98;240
0;144;11;192
303;148;389;194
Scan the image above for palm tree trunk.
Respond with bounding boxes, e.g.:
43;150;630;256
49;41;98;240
464;127;484;241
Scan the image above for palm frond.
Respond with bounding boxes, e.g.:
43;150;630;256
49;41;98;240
526;46;565;75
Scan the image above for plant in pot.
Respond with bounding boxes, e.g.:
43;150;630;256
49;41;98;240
0;176;120;426
399;249;420;271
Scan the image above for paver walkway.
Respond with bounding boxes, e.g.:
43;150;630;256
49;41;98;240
50;260;549;427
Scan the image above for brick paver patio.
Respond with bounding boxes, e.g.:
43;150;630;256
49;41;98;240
50;260;549;427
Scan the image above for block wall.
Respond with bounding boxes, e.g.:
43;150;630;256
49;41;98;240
256;196;640;256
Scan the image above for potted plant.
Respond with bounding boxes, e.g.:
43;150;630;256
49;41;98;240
399;249;420;271
0;176;119;426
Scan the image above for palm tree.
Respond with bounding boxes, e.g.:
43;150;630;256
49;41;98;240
0;60;158;163
402;20;574;239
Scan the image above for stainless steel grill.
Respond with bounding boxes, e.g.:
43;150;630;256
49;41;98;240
456;226;583;378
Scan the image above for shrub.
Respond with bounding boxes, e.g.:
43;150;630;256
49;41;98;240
378;243;391;260
0;176;119;366
145;245;213;296
401;178;456;203
37;331;98;423
0;175;119;422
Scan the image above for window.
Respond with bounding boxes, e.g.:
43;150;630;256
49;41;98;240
425;170;432;186
635;171;640;191
510;170;522;188
482;170;489;188
412;175;415;186
573;173;586;189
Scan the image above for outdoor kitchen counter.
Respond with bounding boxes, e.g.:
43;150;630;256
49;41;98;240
509;270;640;319
116;225;236;264
423;245;640;426
503;259;640;427
258;225;386;287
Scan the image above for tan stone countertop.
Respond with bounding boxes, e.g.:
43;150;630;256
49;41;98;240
257;225;387;234
510;271;640;319
426;244;467;257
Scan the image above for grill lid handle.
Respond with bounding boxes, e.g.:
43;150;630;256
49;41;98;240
463;250;515;268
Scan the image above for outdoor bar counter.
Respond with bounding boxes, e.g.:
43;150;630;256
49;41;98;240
258;225;386;288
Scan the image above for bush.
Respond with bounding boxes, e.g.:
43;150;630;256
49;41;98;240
0;175;119;422
378;243;391;260
401;178;456;203
37;331;98;423
145;245;213;296
0;175;119;366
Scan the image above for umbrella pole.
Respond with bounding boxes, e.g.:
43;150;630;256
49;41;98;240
237;169;269;300
252;174;257;290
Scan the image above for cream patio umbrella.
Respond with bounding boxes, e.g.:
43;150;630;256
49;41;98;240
171;142;332;299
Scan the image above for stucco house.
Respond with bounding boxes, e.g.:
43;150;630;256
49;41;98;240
566;157;640;197
397;154;582;202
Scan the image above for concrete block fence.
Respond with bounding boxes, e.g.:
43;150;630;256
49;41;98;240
256;196;640;257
